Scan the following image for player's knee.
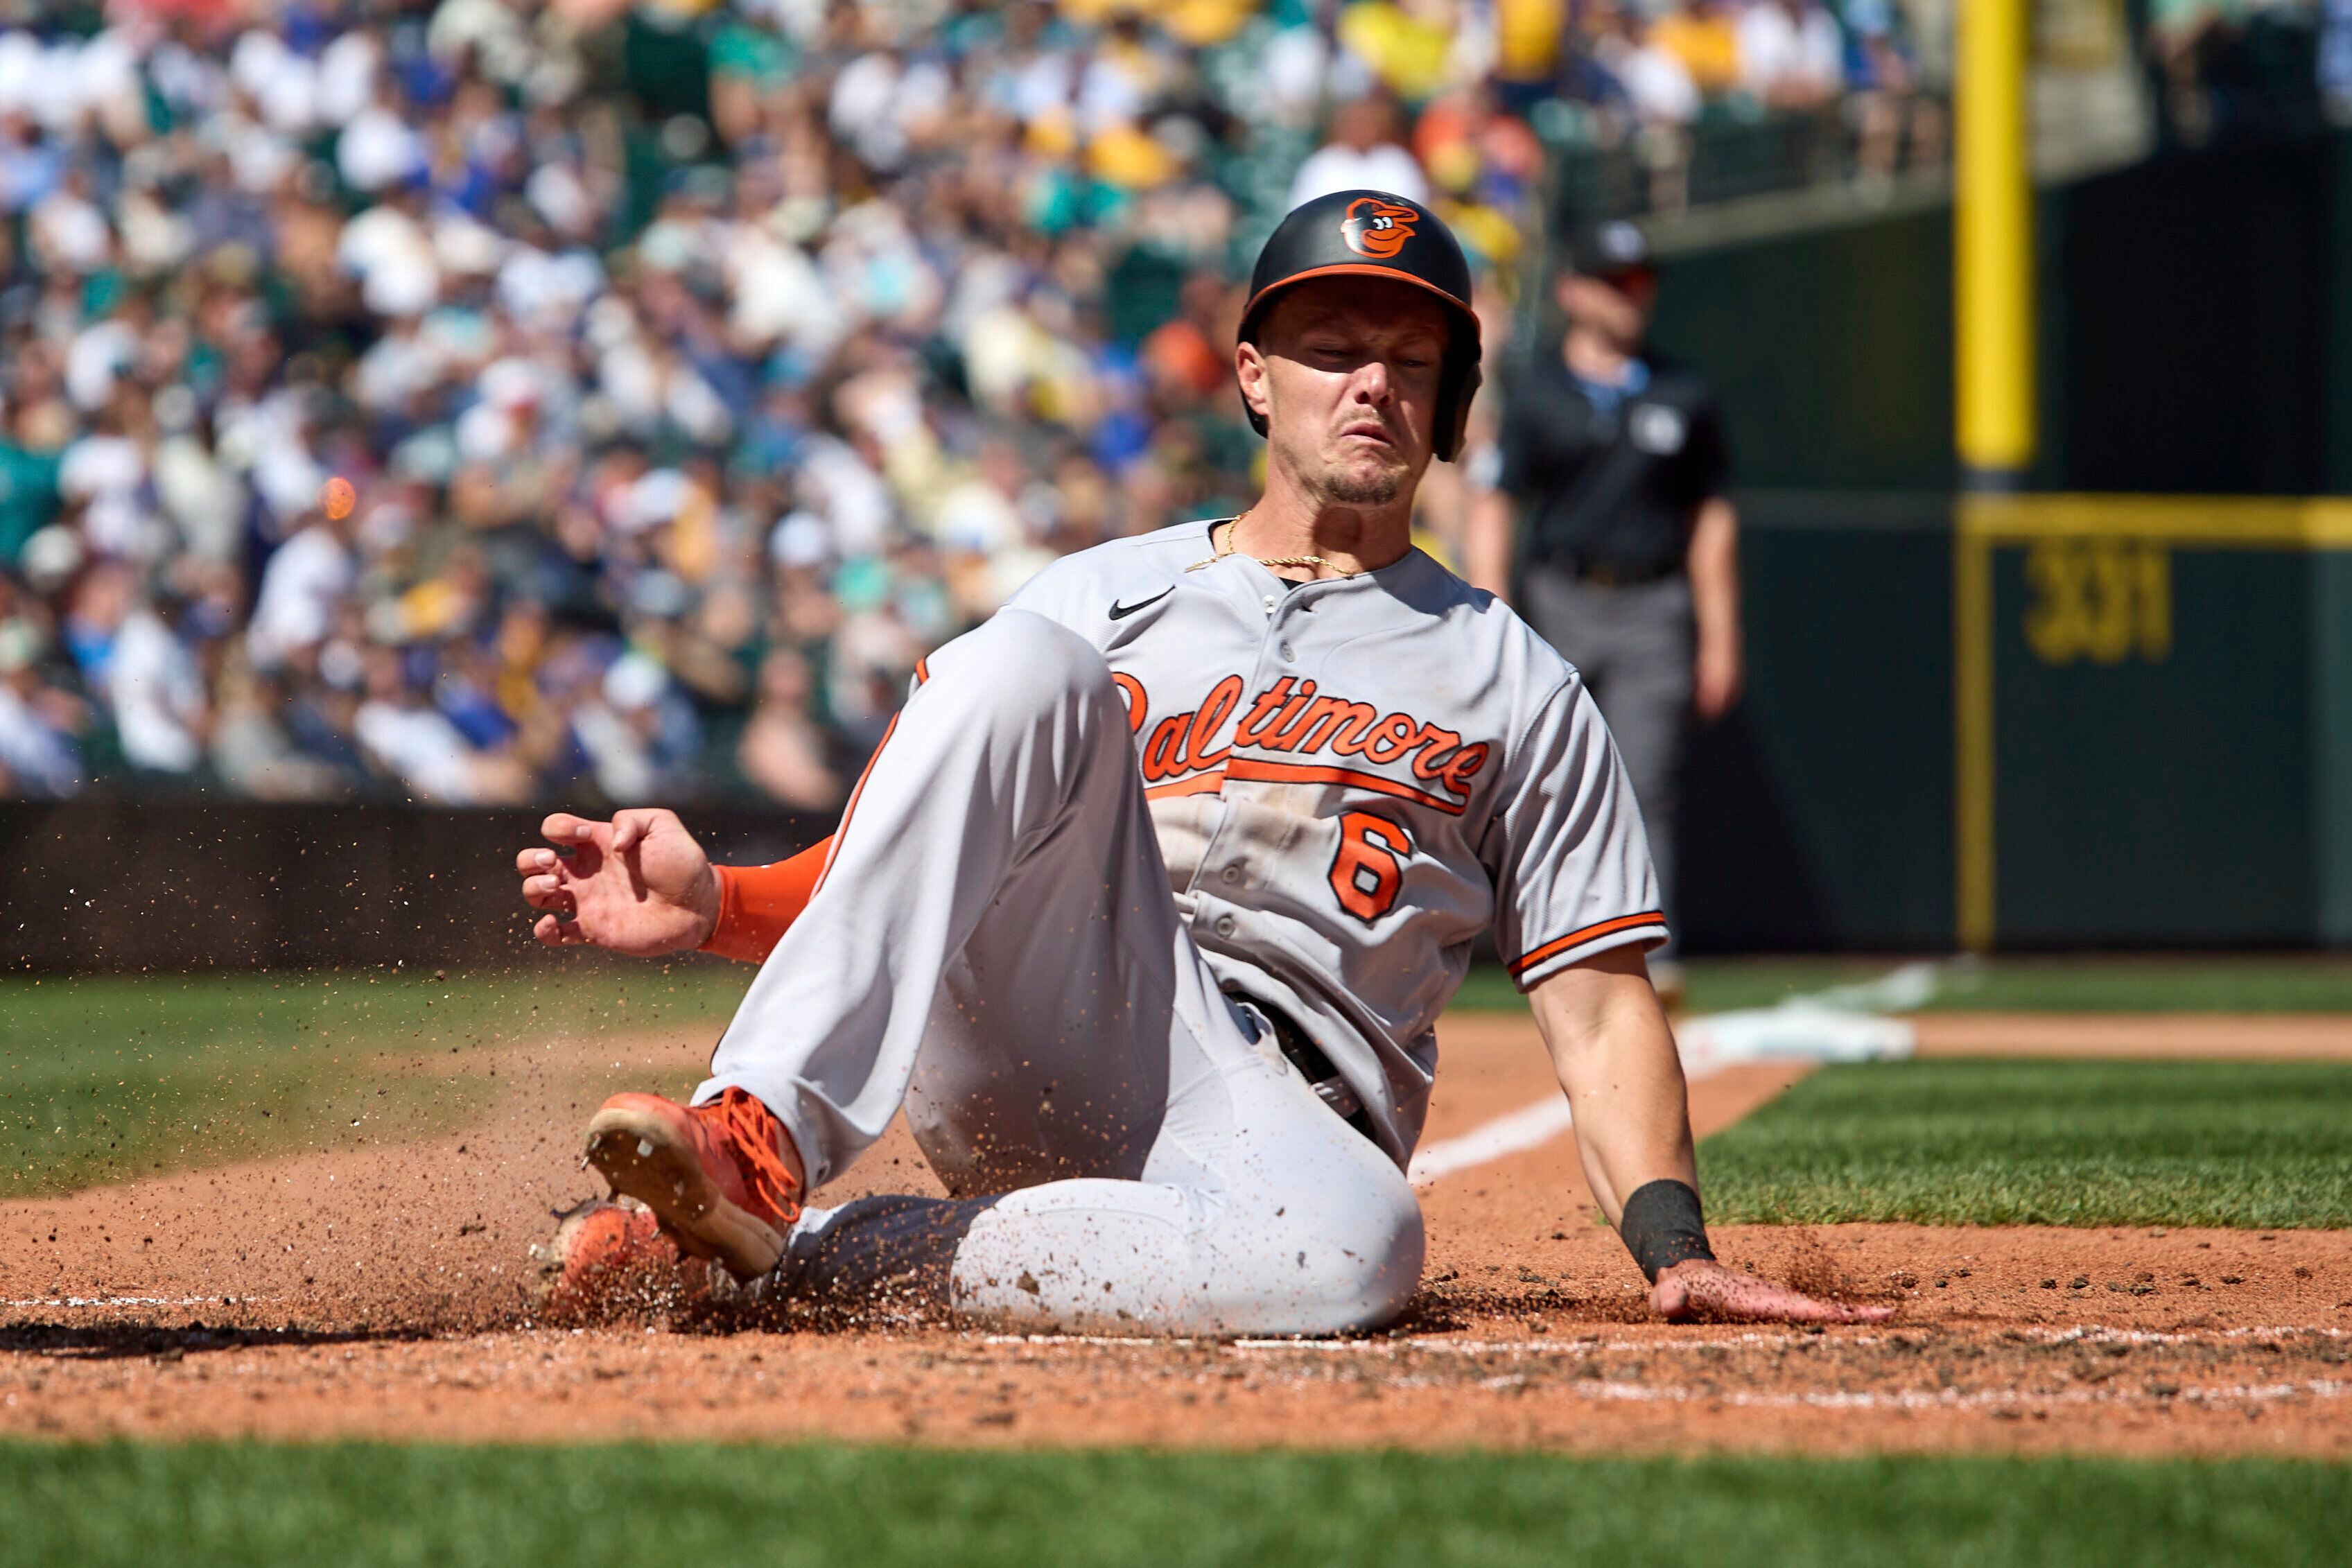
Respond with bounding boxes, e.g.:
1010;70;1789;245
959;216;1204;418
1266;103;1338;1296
1269;1169;1425;1334
945;609;1116;717
1333;1185;1426;1331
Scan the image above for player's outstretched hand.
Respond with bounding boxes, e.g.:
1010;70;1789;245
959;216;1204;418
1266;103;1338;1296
516;809;721;956
1649;1258;1894;1325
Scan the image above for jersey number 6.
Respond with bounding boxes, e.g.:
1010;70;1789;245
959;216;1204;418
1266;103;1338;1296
1329;811;1413;923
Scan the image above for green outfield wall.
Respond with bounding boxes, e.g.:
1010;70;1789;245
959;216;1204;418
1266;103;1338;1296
1640;131;2352;949
1647;136;2346;498
0;802;826;973
1676;494;1953;950
1680;494;2352;952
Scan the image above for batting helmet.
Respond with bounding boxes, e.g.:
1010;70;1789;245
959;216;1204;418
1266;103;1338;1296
1237;189;1483;462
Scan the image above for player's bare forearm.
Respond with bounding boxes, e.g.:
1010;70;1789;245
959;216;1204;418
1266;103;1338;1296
1526;945;1696;1223
1528;946;1892;1325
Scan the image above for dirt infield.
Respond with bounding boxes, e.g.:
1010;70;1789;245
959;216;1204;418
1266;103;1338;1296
3;1010;2347;1455
1913;1012;2352;1060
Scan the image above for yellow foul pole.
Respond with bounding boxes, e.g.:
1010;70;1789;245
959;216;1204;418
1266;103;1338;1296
1953;0;2034;953
1955;0;2035;482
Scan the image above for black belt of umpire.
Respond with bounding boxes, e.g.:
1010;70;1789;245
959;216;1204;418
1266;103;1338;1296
1236;993;1379;1143
1531;552;1682;589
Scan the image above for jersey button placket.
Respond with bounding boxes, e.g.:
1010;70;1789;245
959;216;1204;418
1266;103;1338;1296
1187;571;1295;909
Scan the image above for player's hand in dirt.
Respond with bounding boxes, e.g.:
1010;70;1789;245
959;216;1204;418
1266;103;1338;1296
1649;1258;1893;1325
516;809;722;955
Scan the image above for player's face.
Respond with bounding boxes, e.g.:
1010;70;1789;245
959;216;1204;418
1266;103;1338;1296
1243;279;1448;507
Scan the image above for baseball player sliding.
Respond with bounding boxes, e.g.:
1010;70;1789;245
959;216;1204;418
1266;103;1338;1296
518;192;1886;1334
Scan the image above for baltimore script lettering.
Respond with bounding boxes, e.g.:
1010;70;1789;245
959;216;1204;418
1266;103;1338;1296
1112;673;1490;804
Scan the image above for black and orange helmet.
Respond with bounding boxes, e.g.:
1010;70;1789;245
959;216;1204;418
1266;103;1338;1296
1237;189;1483;462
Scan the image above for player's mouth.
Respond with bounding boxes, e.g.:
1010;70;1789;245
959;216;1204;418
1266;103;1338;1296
1337;421;1396;448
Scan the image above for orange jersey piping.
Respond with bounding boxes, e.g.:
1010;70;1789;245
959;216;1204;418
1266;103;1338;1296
1507;912;1669;977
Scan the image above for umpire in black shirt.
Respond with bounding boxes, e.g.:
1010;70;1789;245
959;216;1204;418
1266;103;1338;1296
1467;220;1743;1006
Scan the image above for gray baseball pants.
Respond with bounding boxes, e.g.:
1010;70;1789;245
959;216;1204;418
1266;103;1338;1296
696;609;1423;1335
1522;567;1692;959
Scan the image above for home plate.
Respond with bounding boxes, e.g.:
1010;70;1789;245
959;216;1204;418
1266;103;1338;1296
1675;1004;1915;1078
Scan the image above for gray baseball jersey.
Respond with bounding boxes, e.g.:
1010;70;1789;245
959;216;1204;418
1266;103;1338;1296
1007;517;1665;1164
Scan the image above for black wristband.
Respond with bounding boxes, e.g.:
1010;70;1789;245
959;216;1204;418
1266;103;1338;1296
1618;1178;1716;1283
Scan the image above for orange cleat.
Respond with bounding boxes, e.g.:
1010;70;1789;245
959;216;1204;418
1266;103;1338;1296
583;1088;803;1279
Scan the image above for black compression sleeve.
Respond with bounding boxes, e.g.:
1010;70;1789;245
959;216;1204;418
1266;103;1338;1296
1618;1178;1716;1283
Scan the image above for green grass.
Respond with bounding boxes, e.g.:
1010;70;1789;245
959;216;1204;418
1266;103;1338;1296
0;1445;2343;1567
0;967;749;1198
1699;1059;2352;1228
1447;955;2352;1014
11;952;2347;1200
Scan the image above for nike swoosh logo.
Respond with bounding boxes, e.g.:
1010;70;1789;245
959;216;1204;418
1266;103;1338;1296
1108;588;1174;620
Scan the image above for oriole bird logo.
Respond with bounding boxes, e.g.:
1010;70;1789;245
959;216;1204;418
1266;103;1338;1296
1340;196;1420;260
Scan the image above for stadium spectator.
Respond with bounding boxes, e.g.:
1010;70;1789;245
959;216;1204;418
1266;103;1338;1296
0;611;82;799
1739;0;1845;112
2144;0;2324;148
1845;0;1944;177
738;644;845;810
1290;92;1430;207
1650;0;1745;101
0;0;1948;810
1585;1;1703;210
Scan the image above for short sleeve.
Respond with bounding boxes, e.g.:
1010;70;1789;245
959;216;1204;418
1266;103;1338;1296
1492;370;1540;500
1678;391;1731;505
1483;677;1668;991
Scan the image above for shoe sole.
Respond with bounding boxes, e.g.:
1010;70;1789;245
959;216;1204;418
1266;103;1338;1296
584;1106;785;1279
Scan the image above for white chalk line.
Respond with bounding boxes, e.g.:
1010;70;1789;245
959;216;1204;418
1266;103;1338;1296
2028;1324;2350;1348
1242;1324;2349;1357
1406;1098;1576;1187
2;1296;270;1310
979;1324;2346;1356
1545;1377;2350;1413
1404;960;1937;1190
982;1334;1177;1349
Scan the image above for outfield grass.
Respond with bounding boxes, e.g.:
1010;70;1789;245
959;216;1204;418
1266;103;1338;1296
0;1445;2342;1568
0;967;748;1198
1447;955;2352;1014
8;952;2346;1200
1699;1059;2352;1228
1913;957;2352;1014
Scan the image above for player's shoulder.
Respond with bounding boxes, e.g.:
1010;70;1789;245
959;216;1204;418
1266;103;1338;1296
1007;520;1221;613
1389;550;1585;713
1397;550;1571;658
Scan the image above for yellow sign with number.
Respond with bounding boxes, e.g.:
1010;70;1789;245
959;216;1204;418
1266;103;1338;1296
2021;538;2171;665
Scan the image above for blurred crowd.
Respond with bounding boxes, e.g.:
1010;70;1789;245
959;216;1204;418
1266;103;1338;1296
0;0;1944;809
2150;0;2335;147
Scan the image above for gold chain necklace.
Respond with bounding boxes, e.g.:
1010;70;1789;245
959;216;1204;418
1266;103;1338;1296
1183;513;1358;577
